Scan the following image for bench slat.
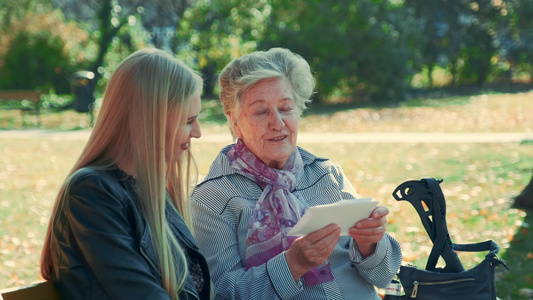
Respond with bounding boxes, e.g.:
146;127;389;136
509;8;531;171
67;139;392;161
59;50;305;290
0;91;42;102
0;90;42;126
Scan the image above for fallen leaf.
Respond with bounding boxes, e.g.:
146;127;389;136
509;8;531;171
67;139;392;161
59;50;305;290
402;254;419;262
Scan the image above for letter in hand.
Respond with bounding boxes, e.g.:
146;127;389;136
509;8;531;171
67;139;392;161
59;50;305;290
349;206;389;258
285;223;341;282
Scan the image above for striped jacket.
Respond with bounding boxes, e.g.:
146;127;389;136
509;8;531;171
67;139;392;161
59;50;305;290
191;145;402;299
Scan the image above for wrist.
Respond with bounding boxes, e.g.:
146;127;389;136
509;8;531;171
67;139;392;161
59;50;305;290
358;242;377;259
285;251;307;281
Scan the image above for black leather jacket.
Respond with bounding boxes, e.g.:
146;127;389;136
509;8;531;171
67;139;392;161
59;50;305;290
49;167;211;299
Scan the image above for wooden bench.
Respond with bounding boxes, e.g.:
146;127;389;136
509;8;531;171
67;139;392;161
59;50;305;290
0;281;60;300
0;90;42;126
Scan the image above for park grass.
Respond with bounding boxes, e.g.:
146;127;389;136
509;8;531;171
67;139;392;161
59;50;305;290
1;89;533;133
1;90;533;299
299;92;533;133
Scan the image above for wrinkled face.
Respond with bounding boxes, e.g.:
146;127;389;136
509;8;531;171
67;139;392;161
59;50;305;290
166;89;202;161
230;77;298;169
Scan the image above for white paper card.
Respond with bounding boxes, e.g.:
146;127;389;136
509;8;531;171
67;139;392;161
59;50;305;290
287;198;378;236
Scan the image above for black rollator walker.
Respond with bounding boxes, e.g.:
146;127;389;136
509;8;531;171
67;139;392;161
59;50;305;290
384;178;508;300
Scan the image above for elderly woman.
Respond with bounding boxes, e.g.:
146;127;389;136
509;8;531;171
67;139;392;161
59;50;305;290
191;48;402;299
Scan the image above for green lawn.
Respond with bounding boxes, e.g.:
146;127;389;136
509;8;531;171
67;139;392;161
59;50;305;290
1;90;532;299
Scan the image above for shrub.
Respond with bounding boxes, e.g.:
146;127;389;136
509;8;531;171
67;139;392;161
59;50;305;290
0;31;71;94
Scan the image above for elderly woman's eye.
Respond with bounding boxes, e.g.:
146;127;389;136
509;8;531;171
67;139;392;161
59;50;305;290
281;106;294;112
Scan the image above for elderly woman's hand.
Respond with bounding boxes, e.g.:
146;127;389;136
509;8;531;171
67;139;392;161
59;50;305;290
349;206;389;258
285;224;341;282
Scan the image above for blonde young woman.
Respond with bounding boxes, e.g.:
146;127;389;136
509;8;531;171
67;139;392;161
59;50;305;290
40;48;213;300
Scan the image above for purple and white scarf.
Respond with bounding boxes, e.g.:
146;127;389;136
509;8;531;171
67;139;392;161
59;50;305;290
227;139;334;286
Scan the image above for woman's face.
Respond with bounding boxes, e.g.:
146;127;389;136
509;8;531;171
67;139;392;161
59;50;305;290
166;89;202;161
231;77;298;169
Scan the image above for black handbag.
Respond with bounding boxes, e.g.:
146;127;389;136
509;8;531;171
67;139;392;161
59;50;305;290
392;178;508;300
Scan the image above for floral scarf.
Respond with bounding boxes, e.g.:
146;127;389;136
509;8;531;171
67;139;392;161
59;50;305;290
227;139;334;286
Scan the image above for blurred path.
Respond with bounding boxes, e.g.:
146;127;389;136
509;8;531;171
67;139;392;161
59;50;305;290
1;129;532;144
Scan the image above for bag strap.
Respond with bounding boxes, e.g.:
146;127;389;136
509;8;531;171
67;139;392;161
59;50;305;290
453;240;499;253
453;240;509;270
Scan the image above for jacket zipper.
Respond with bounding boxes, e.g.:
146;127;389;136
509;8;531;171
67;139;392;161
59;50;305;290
411;278;476;298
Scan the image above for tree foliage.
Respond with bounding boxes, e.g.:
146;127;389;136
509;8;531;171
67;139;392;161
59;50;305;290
405;0;504;86
257;0;422;104
0;0;53;30
504;0;533;69
0;4;87;94
49;0;194;92
3;0;533;105
177;0;270;96
0;30;71;93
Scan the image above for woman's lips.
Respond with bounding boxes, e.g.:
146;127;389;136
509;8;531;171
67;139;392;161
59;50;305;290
269;135;287;142
180;142;190;150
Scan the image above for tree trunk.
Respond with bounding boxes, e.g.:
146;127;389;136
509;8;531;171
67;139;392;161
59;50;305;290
514;170;533;211
89;0;123;87
427;63;434;88
201;62;217;98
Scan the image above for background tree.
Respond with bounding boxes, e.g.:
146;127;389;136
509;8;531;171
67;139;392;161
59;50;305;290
50;0;194;92
404;0;461;87
405;0;505;87
505;0;533;211
258;0;422;104
514;171;533;211
2;0;532;106
177;0;269;97
0;0;53;30
454;0;504;85
0;2;88;94
504;0;533;78
0;31;70;93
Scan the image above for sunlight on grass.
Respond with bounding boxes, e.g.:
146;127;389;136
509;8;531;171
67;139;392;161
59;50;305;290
1;138;531;292
1;90;533;133
0;139;85;286
1;91;532;298
301;142;531;268
300;91;533;133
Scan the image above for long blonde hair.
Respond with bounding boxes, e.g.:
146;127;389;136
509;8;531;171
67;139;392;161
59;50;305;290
40;48;203;298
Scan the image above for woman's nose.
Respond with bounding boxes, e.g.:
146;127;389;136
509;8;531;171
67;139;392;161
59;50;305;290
269;110;285;131
191;121;202;139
